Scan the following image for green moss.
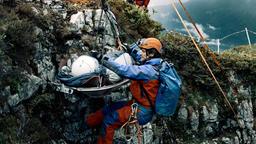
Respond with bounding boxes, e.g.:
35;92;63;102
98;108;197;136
21;118;50;143
0;115;19;143
15;3;35;17
27;93;55;113
109;0;163;42
5;19;37;59
0;116;49;143
160;32;256;105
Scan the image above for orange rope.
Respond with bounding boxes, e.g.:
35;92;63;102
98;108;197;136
170;0;236;116
177;0;221;67
176;0;243;110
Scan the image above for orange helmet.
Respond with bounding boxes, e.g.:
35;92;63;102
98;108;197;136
139;38;162;54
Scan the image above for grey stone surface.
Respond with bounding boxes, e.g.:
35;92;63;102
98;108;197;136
178;104;188;124
8;74;43;107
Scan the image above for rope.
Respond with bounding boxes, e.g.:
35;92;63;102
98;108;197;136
177;0;221;67
220;30;245;41
175;1;249;126
94;7;104;50
170;0;237;116
248;30;256;36
120;103;142;143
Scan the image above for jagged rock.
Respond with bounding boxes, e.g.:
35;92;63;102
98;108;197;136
43;9;49;16
242;129;249;143
31;6;40;15
34;42;55;82
201;105;209;122
0;103;10;116
236;130;241;140
51;139;68;144
51;4;65;15
104;34;116;47
1;86;11;97
7;74;43;107
94;9;108;29
228;70;240;85
0;86;11;116
200;141;218;144
177;104;188;124
13;104;29;136
233;136;240;144
42;0;53;5
189;107;199;132
237;85;251;98
142;123;154;144
251;131;256;144
208;103;218;123
237;100;254;129
84;9;94;29
94;9;117;45
63;93;80;103
70;11;85;31
81;35;95;48
205;125;214;135
65;40;87;52
221;137;232;144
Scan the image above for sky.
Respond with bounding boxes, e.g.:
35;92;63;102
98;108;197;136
148;0;189;7
148;0;256;50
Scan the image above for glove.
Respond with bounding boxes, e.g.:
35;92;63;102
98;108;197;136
90;50;102;61
122;43;132;54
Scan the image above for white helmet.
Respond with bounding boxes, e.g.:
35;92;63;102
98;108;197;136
107;53;133;82
71;55;99;76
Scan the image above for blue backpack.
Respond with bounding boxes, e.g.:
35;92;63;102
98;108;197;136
154;61;182;116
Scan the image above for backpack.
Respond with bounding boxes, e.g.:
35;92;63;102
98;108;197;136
154;61;182;116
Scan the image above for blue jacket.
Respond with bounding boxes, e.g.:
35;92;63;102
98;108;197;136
102;42;161;81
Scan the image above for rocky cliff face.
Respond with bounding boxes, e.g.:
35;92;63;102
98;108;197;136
0;0;255;143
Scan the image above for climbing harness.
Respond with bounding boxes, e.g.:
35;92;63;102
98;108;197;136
170;0;236;116
120;103;142;143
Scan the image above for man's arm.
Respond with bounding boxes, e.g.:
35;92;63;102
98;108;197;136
102;57;158;80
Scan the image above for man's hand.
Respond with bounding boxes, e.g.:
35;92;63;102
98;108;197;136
116;37;123;51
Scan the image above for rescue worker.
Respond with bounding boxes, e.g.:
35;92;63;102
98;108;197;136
85;38;162;144
134;0;150;10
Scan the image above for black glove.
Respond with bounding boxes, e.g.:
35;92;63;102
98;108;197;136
122;43;132;54
90;50;102;61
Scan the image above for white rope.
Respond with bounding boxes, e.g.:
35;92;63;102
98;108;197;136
170;0;237;116
220;30;245;41
248;30;256;36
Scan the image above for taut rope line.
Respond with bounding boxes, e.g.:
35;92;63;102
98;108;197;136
177;0;220;67
170;0;236;116
176;0;252;119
